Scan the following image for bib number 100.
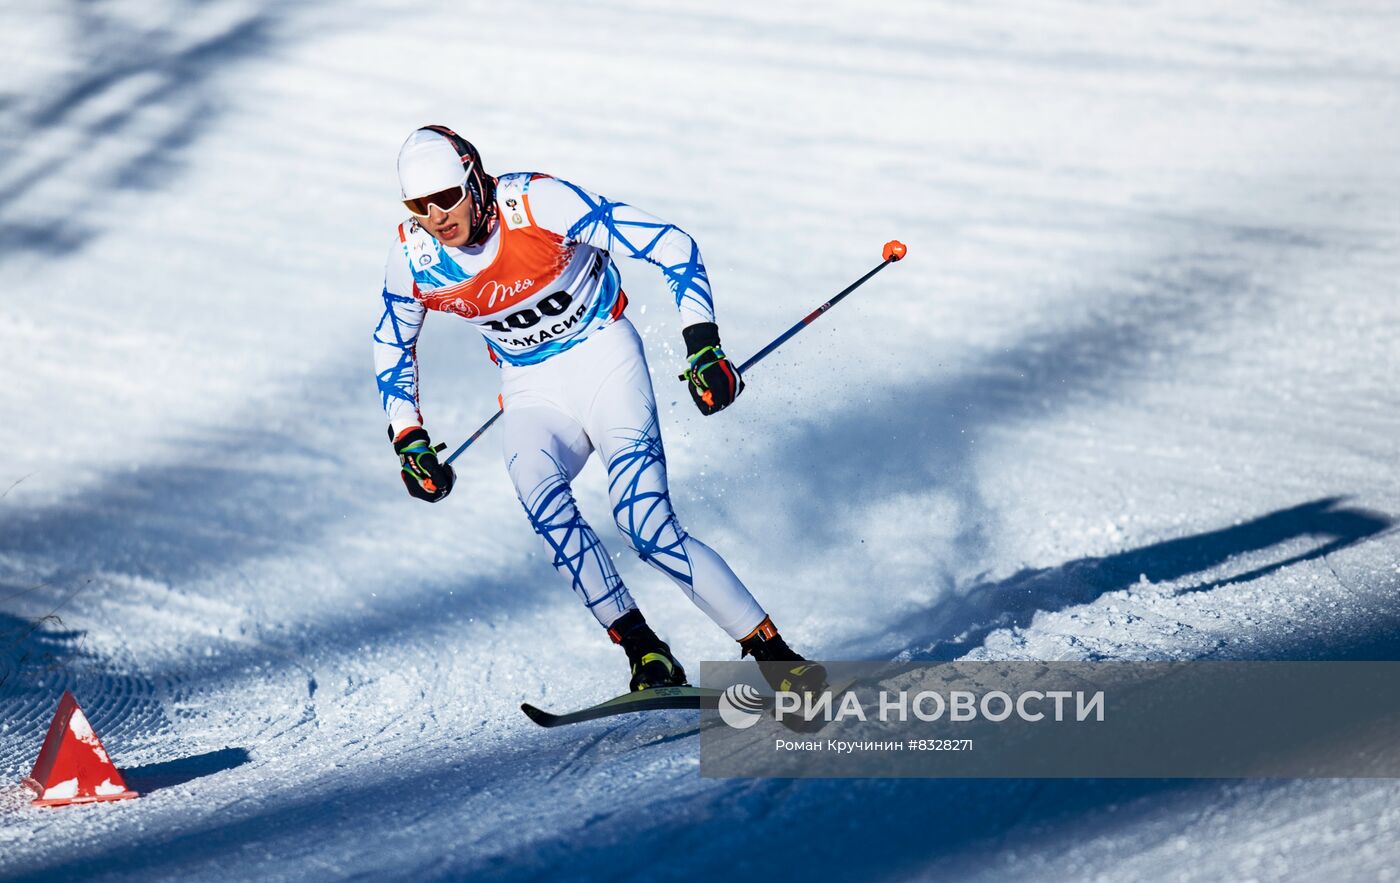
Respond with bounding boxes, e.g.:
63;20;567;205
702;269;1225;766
483;291;572;333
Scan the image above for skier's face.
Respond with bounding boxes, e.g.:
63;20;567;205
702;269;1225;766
420;196;474;248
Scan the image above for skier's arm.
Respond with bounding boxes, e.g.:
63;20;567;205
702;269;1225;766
374;252;455;501
373;250;427;436
523;175;715;328
526;175;742;415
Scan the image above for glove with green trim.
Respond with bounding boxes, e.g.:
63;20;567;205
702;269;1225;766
679;322;744;416
391;426;455;503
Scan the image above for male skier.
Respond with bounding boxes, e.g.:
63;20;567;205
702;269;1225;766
373;126;824;695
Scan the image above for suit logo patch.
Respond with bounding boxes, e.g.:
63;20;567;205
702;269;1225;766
501;195;531;230
408;233;440;270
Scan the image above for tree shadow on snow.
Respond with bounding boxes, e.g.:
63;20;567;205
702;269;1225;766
0;2;310;258
868;496;1394;661
0;610;85;694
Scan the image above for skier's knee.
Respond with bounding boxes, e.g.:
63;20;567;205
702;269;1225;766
614;510;688;565
612;516;643;557
519;472;579;537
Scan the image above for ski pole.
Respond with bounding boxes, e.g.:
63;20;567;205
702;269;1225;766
443;406;503;466
733;239;906;374
444;240;907;466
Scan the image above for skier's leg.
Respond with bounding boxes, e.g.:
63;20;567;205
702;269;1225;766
499;402;635;628
583;323;767;640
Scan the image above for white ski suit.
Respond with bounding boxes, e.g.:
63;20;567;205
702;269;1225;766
373;173;765;639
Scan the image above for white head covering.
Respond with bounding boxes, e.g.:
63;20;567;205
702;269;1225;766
397;129;467;199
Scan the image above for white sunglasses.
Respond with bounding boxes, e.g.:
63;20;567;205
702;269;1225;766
403;165;474;217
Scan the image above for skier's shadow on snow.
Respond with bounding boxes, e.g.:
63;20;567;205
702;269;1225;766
872;496;1392;661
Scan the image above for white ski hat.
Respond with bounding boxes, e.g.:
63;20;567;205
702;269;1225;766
397;129;467;198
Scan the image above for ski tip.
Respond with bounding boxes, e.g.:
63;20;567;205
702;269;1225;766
520;703;556;727
882;239;907;262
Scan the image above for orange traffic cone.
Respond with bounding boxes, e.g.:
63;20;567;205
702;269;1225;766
23;691;138;807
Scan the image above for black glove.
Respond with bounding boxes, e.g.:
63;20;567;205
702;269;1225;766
679;322;744;415
390;426;455;502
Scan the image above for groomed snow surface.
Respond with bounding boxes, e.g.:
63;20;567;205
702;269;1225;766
3;1;1400;880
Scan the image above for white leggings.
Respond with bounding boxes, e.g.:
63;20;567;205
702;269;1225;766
498;318;766;640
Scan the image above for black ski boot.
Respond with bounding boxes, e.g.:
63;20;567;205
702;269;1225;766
739;616;828;695
608;609;689;692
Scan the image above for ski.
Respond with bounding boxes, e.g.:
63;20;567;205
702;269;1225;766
520;677;865;729
520;686;723;728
